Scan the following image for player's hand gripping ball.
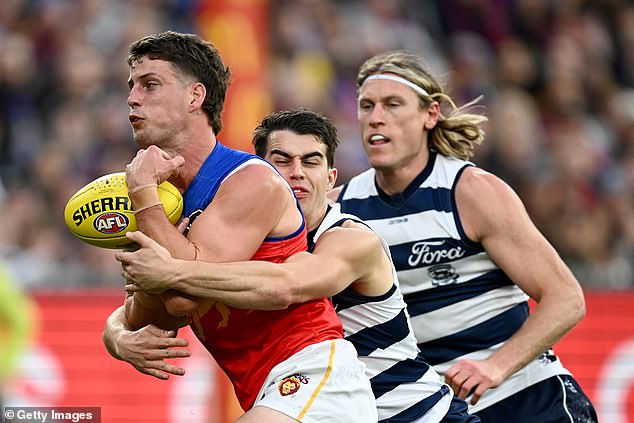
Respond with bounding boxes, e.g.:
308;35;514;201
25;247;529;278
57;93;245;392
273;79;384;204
64;172;183;249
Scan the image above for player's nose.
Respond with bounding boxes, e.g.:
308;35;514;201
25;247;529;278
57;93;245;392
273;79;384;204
127;86;141;108
288;158;305;178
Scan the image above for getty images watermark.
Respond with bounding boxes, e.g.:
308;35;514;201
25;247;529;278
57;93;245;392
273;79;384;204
3;407;101;423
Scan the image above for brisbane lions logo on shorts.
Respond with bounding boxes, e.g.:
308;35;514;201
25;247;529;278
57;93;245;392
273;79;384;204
278;374;309;396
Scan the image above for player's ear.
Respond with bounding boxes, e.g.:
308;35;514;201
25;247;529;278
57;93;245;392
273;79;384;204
424;101;440;130
327;167;337;191
189;82;206;111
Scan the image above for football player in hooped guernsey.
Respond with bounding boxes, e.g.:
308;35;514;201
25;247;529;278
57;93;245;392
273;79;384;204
334;51;597;422
110;31;376;422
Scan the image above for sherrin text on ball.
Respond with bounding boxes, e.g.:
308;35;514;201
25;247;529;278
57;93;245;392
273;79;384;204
64;172;183;249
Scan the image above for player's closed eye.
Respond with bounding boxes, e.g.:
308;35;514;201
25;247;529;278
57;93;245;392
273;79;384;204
272;158;291;166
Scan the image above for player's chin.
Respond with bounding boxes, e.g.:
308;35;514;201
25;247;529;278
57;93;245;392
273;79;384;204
368;158;395;172
364;149;391;167
132;132;151;149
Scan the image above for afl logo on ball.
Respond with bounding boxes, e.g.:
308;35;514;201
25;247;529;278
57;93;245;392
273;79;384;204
93;212;129;234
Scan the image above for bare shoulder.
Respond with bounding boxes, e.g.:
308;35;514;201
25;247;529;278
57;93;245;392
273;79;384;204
227;162;288;190
458;167;517;201
457;166;527;241
216;162;291;206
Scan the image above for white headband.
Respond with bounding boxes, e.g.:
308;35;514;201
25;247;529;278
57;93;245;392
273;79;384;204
363;74;430;97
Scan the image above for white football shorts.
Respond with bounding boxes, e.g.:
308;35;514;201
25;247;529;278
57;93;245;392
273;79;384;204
253;338;377;422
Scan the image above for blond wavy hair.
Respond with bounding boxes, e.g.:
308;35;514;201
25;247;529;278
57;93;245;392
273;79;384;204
357;50;487;160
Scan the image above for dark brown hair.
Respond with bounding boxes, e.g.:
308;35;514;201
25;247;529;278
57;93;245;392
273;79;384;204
128;31;231;134
252;109;340;168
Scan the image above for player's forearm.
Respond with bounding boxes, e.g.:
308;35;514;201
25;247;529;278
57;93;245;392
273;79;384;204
170;259;300;310
103;305;131;361
488;287;585;379
134;206;198;260
129;186;197;261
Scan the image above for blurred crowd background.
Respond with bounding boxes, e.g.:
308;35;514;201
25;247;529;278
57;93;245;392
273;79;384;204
0;0;633;291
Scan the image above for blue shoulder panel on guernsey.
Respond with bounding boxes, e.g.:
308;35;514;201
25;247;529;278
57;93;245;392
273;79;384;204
183;142;261;216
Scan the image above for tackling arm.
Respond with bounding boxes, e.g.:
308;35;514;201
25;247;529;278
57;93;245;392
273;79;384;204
119;221;393;309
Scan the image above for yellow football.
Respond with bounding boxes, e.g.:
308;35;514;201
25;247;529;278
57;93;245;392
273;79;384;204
64;172;183;249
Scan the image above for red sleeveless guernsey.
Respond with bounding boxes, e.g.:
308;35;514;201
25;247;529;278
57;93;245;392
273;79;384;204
185;143;343;410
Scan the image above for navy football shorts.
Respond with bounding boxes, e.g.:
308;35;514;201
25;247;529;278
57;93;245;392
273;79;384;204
474;375;597;423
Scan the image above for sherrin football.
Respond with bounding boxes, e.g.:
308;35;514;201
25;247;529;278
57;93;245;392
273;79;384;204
64;172;183;249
